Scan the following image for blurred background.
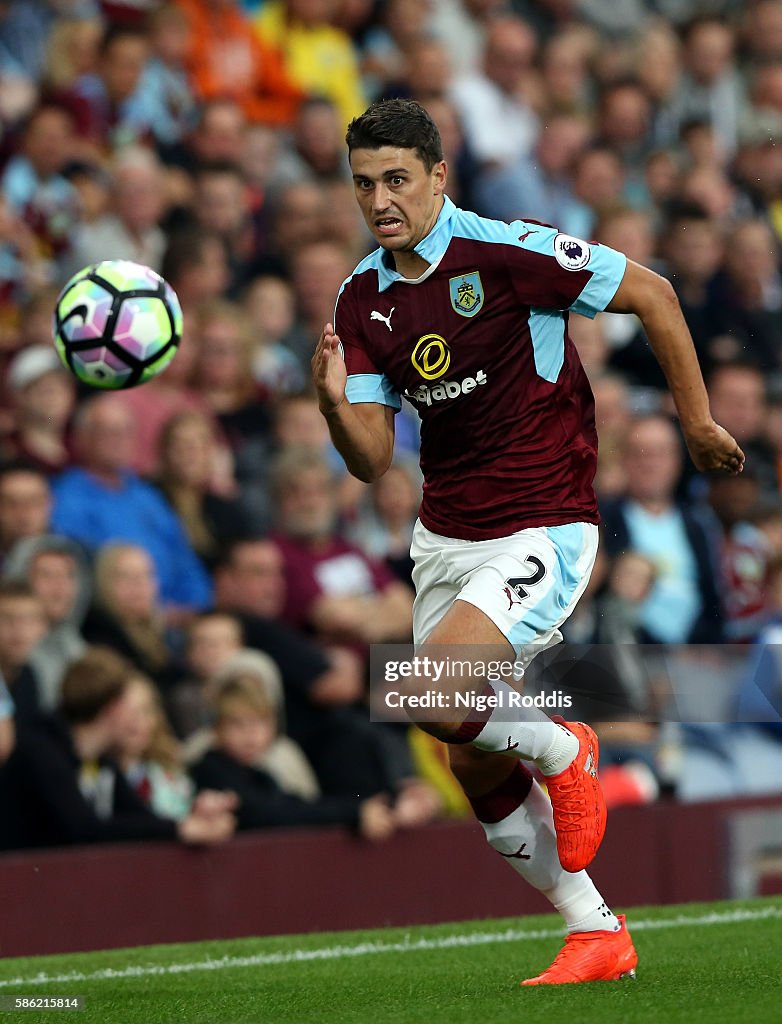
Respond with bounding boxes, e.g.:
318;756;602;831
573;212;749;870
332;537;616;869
1;0;782;957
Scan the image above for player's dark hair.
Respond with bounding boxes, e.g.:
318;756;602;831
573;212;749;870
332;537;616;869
346;99;443;172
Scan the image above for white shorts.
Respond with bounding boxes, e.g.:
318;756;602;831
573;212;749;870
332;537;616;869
410;519;599;667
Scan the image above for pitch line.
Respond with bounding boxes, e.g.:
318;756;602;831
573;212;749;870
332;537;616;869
0;905;780;989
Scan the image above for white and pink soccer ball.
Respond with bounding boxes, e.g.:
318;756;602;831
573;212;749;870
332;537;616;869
53;260;183;390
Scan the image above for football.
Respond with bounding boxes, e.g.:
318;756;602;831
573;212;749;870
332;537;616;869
52;260;183;389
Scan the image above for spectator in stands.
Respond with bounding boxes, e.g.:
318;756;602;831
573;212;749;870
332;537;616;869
591;373;631;501
3;535;89;711
113;669;199;821
569;144;627;238
255;0;367;128
213;536;419;800
42;15;102;95
159;226;230;314
601;414;724;644
286;240;356;366
0;579;47;724
661;202;724;374
126;3;197;150
65;146;168;277
178;0;302;126
708;219;782;371
111;321;227;480
184;647;321;798
181;97;248;169
360;0;429;101
539;26;594;116
474;111;590;227
2;345;75;475
51;394;213;612
347;460;420;586
428;0;505;76
167;610;245;739
191;161;262;293
155;410;251;571
666;16;743;156
596;78;654;189
707;362;778;501
596;207;667;390
268;97;352;195
264;181;327;278
449;16;539;202
58;23;151;155
0;462;52;568
190;300;274;523
0;646;235;850
271;448;413;646
0;103;80;279
397;37;452;104
242;276;305;394
707;468;774;644
82;543;183;691
190;672;395;838
744;0;782;64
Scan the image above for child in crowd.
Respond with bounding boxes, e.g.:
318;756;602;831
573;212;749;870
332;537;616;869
191;669;395;840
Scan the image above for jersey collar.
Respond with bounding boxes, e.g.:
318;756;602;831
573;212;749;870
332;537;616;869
376;195;457;292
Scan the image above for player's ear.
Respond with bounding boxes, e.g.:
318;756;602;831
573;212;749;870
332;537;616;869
432;160;447;196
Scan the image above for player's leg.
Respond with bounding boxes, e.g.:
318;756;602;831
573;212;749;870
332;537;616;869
414;549;606;874
448;743;637;984
408;523;636;983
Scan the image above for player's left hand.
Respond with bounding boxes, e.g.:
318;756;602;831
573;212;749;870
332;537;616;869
683;419;745;475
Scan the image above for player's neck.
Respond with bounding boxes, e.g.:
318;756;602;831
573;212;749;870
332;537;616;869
392;250;432;280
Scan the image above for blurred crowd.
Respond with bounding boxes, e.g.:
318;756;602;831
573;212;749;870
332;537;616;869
2;0;782;852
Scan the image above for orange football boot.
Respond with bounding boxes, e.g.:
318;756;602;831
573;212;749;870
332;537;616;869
545;719;607;872
521;915;638;986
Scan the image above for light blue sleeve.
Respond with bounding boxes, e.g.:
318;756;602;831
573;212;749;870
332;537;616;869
569;243;627;319
346;373;402;411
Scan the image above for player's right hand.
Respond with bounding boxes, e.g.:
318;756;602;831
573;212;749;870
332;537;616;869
312;322;347;414
683;419;745;475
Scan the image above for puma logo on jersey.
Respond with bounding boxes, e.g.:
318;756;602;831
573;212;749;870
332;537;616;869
518;228;539;243
370;307;395;331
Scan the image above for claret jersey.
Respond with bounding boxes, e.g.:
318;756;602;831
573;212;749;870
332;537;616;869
335;196;627;541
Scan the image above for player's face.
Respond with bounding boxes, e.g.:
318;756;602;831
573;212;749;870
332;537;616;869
350;146;446;255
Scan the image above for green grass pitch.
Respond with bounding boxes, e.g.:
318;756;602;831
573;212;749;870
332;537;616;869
1;897;780;1024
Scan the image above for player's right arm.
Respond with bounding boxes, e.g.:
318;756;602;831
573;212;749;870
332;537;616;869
312;321;396;482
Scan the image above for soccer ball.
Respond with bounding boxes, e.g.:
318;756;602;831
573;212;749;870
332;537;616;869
52;260;183;389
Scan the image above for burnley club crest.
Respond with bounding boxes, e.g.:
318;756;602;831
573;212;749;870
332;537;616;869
449;272;484;318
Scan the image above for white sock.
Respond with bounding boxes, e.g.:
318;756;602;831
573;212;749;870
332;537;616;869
469;680;579;776
481;778;619;933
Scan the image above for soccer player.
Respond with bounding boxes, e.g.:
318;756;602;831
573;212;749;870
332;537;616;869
312;99;744;985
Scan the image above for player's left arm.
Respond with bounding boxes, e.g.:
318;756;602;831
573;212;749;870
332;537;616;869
605;259;745;475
